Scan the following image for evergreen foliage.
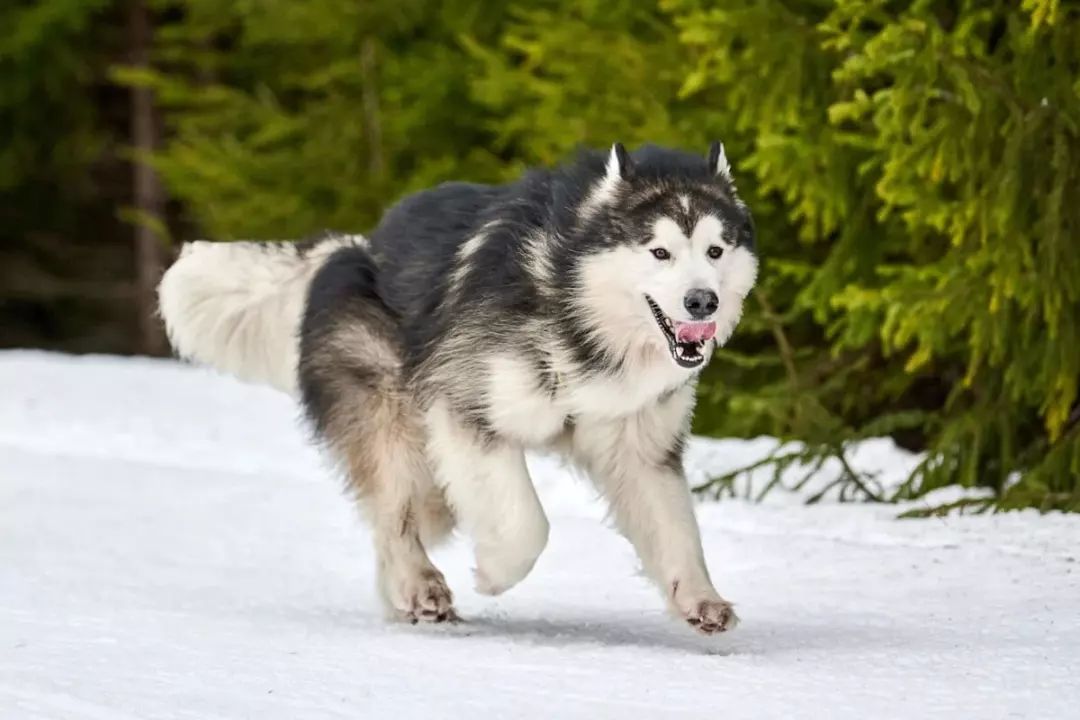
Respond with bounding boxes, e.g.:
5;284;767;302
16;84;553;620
8;0;1077;509
668;0;1080;510
0;0;137;351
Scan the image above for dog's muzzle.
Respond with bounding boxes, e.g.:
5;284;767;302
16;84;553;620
645;295;716;369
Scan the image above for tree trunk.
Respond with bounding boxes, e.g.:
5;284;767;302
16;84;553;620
360;36;383;179
128;0;167;356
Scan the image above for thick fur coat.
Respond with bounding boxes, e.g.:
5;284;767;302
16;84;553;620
159;143;758;634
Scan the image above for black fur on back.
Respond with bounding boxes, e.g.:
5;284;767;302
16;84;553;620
299;243;402;438
364;144;754;383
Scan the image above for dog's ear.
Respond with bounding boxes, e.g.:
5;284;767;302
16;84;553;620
707;141;731;181
605;142;633;182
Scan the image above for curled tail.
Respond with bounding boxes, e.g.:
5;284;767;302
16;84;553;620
157;234;362;395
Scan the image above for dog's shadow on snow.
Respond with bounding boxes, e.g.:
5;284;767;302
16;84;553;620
395;611;916;657
288;602;928;657
423;613;716;655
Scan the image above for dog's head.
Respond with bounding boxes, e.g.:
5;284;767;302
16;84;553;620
572;142;759;370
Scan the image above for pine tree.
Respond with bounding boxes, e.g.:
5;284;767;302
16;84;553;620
128;0;1079;510
666;0;1080;509
0;0;144;352
116;0;513;238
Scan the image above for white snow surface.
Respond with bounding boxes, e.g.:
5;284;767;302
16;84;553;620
2;351;1078;719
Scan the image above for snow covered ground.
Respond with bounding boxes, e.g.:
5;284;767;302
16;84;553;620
2;351;1078;719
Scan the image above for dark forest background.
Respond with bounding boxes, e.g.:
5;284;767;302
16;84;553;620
2;0;1077;510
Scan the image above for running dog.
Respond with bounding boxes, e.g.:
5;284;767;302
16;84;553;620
158;142;759;634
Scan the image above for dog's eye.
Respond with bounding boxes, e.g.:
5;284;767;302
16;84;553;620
706;245;724;260
650;248;671;261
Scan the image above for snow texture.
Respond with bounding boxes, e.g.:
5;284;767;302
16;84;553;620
2;351;1078;719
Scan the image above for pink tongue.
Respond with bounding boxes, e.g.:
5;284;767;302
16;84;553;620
675;321;717;343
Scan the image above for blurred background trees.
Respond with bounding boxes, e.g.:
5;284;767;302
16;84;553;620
1;0;1076;509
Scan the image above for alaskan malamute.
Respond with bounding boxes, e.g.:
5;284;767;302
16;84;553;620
158;142;758;634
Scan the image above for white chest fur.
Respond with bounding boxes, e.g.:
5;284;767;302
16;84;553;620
484;351;694;447
485;355;567;446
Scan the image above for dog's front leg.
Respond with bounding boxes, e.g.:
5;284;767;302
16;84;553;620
425;399;549;596
574;413;738;635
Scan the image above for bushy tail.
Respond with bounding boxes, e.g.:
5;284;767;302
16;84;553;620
157;235;362;395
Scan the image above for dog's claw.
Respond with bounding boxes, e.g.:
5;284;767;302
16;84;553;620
389;568;457;624
671;581;739;636
683;598;738;635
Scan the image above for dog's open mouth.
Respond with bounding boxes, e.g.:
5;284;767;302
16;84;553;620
645;295;716;369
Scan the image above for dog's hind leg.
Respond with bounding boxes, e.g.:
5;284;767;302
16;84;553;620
306;353;456;622
355;410;457;623
299;248;456;622
424;398;549;596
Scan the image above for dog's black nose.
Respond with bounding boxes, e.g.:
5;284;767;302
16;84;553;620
684;289;718;319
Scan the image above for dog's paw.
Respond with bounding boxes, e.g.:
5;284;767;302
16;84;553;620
389;569;458;624
472;527;547;596
472;550;537;596
472;557;526;596
472;566;505;596
670;581;739;635
683;597;738;635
